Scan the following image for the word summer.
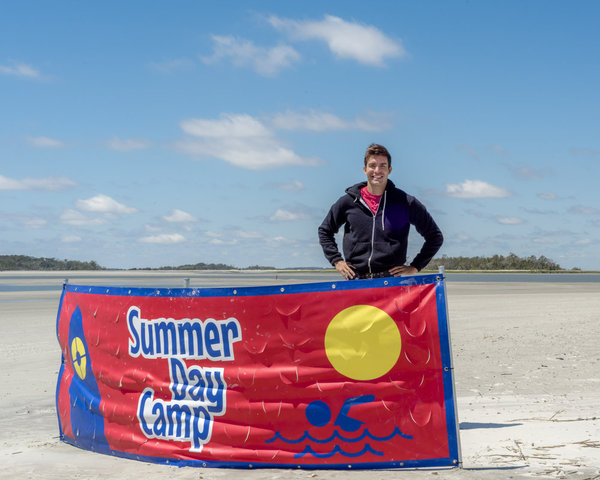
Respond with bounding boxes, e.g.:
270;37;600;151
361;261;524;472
127;305;242;361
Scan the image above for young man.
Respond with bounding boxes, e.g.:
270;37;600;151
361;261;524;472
318;144;443;280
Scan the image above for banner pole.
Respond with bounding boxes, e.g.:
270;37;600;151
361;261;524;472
438;265;463;467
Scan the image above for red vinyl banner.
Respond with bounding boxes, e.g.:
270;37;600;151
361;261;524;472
56;274;460;469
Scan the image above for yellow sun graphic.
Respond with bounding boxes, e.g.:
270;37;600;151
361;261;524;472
324;305;401;381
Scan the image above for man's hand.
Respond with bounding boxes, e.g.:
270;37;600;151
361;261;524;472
334;260;356;280
389;265;418;277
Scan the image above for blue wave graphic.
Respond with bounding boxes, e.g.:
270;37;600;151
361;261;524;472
266;426;412;445
294;443;384;459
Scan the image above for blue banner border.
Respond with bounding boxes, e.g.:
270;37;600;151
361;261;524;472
62;273;441;298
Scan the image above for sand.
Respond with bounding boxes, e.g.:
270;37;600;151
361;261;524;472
0;271;599;479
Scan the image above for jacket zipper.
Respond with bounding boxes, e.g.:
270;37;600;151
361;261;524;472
360;190;386;274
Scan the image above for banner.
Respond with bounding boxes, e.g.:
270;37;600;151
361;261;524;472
56;274;460;469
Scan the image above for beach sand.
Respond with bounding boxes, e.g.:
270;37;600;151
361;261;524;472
0;272;598;479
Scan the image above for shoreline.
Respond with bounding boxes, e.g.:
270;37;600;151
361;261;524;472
1;268;600;274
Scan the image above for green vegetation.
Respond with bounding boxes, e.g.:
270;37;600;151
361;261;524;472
0;253;582;272
424;253;562;271
134;263;278;271
133;262;235;271
0;255;102;271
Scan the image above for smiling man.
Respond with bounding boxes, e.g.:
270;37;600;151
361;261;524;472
318;144;443;280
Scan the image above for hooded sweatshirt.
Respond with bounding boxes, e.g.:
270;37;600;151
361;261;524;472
318;180;443;274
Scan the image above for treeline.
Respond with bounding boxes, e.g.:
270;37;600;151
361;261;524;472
135;263;277;271
0;255;103;271
1;253;566;272
1;256;276;271
425;253;562;271
134;262;236;271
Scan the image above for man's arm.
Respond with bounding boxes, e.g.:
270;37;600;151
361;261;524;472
408;198;443;271
318;206;344;266
389;265;418;276
318;197;360;280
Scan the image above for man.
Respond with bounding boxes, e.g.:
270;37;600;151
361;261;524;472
318;144;443;280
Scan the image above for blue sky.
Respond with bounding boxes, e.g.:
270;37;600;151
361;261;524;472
1;1;599;270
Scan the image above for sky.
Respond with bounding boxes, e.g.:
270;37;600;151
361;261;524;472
1;1;599;270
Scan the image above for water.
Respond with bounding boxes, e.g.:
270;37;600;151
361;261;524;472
0;271;599;295
444;273;600;283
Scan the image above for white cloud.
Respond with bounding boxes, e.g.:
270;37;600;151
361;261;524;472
269;14;406;67
76;194;138;214
523;207;556;215
163;209;197;223
139;233;186;244
267;235;292;245
181;114;271;138
201;35;300;76
178;113;318;170
0;174;76;191
569;205;600;215
205;231;238;245
570;147;600;157
272;110;348;131
491;144;509;155
28;136;63;148
445;180;511;199
455;145;479;160
508;164;551;180
0;62;40;78
532;236;556;245
538;192;559;200
273;180;305;191
271;109;392;132
207;229;264;242
176;138;313;169
269;209;311;222
107;136;152;152
234;230;263;239
466;209;486;218
496;216;525;225
352;111;395;132
60;209;106;226
24;218;47;228
61;235;82;243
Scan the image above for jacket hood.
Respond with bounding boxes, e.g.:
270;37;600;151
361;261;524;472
345;179;397;200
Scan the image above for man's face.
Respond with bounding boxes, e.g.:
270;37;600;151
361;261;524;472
364;155;392;187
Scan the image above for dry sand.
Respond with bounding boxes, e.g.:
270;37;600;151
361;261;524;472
0;271;599;479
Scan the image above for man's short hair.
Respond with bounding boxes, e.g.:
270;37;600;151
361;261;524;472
364;144;392;167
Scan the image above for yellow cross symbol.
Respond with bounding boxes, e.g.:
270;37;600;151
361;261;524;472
71;337;87;380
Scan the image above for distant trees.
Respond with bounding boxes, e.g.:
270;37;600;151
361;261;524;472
0;255;103;271
0;253;565;272
142;262;236;271
425;253;561;271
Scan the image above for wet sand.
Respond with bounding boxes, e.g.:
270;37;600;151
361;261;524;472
0;271;598;479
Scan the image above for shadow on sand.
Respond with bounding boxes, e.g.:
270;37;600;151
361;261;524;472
460;422;522;430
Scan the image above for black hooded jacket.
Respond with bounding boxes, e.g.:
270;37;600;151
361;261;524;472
318;180;443;274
